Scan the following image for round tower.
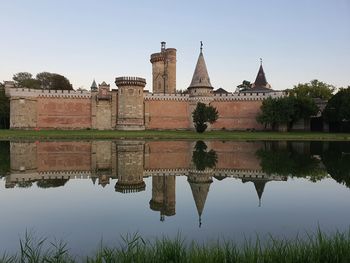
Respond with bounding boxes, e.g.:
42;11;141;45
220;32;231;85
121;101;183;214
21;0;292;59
115;77;146;130
150;42;177;94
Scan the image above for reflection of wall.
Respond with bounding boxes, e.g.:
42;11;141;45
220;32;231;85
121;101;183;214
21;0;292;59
145;141;192;169
37;142;91;172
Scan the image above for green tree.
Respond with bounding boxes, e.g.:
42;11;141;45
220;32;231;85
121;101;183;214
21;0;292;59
290;79;335;100
0;84;10;129
0;141;10;177
13;72;40;89
323;87;350;124
192;102;219;133
257;96;317;131
236;80;252;92
13;71;73;90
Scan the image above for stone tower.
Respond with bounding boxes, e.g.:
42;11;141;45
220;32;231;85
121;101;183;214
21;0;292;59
115;77;146;130
150;42;177;94
187;42;214;97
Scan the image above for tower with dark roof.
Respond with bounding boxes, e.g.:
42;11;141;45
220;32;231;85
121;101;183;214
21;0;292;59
187;42;214;97
90;79;98;91
250;59;272;92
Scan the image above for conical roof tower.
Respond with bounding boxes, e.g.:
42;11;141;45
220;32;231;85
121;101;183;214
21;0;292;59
188;42;214;97
90;79;98;91
250;59;272;91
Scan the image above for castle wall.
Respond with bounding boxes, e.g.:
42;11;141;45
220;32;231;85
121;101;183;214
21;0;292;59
145;99;190;129
37;97;91;129
210;100;264;130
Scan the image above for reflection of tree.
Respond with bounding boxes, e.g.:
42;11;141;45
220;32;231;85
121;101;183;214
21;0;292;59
0;141;10;178
256;143;327;181
37;179;69;188
17;181;33;188
322;142;350;188
192;141;217;171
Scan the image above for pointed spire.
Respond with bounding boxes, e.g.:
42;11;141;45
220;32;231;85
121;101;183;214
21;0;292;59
90;79;98;91
188;42;213;89
253;59;270;89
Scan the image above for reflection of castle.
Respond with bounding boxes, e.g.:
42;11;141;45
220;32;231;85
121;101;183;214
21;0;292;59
4;140;287;225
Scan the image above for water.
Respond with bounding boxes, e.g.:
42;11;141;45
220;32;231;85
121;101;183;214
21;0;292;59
0;140;349;256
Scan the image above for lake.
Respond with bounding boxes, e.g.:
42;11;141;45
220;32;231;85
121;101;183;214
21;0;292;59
0;140;349;256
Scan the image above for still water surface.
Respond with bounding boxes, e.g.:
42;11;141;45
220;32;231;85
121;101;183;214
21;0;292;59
0;140;349;256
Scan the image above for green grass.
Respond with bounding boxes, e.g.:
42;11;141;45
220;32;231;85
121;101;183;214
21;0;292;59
2;230;350;263
0;129;349;141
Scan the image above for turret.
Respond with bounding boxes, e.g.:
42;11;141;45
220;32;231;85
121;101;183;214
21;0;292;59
187;42;214;97
115;77;146;130
150;42;177;94
250;59;272;91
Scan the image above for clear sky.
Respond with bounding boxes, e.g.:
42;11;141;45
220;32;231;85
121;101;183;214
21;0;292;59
0;0;349;92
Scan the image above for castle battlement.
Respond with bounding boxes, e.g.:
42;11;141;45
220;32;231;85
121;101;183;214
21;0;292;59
115;76;146;87
145;93;189;101
213;91;285;101
7;87;92;98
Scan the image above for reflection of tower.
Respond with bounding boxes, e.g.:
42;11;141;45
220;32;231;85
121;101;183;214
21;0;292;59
242;178;269;207
150;42;177;94
115;141;145;193
149;175;176;221
188;170;213;227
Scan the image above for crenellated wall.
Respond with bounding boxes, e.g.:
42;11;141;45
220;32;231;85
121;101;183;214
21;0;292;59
6;86;286;131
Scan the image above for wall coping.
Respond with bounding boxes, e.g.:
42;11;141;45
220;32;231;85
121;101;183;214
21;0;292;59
7;88;92;98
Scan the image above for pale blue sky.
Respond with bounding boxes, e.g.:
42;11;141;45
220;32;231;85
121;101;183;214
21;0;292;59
0;0;349;92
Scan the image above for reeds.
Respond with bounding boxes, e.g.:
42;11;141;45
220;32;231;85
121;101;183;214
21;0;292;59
2;229;350;263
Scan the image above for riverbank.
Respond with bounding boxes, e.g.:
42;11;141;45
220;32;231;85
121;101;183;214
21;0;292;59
2;230;350;262
0;129;349;141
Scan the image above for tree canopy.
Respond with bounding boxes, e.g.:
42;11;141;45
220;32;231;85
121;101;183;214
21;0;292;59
12;71;73;90
0;83;10;129
236;80;252;92
256;96;318;130
289;79;335;100
323;87;350;123
192;141;218;171
192;102;219;133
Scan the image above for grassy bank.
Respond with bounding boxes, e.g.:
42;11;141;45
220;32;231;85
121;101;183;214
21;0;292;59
0;129;349;141
2;230;350;263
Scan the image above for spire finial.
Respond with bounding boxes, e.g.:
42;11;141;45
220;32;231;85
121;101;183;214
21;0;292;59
260;58;263;66
200;41;203;53
199;215;202;228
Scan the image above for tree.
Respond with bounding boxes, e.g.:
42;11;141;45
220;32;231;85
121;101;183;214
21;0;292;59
12;71;73;90
257;96;318;131
290;79;335;100
323;87;350;132
0;84;10;129
13;72;40;89
236;80;252;92
192;102;218;133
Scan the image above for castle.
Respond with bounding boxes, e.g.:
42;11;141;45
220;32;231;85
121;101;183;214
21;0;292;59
5;42;285;130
